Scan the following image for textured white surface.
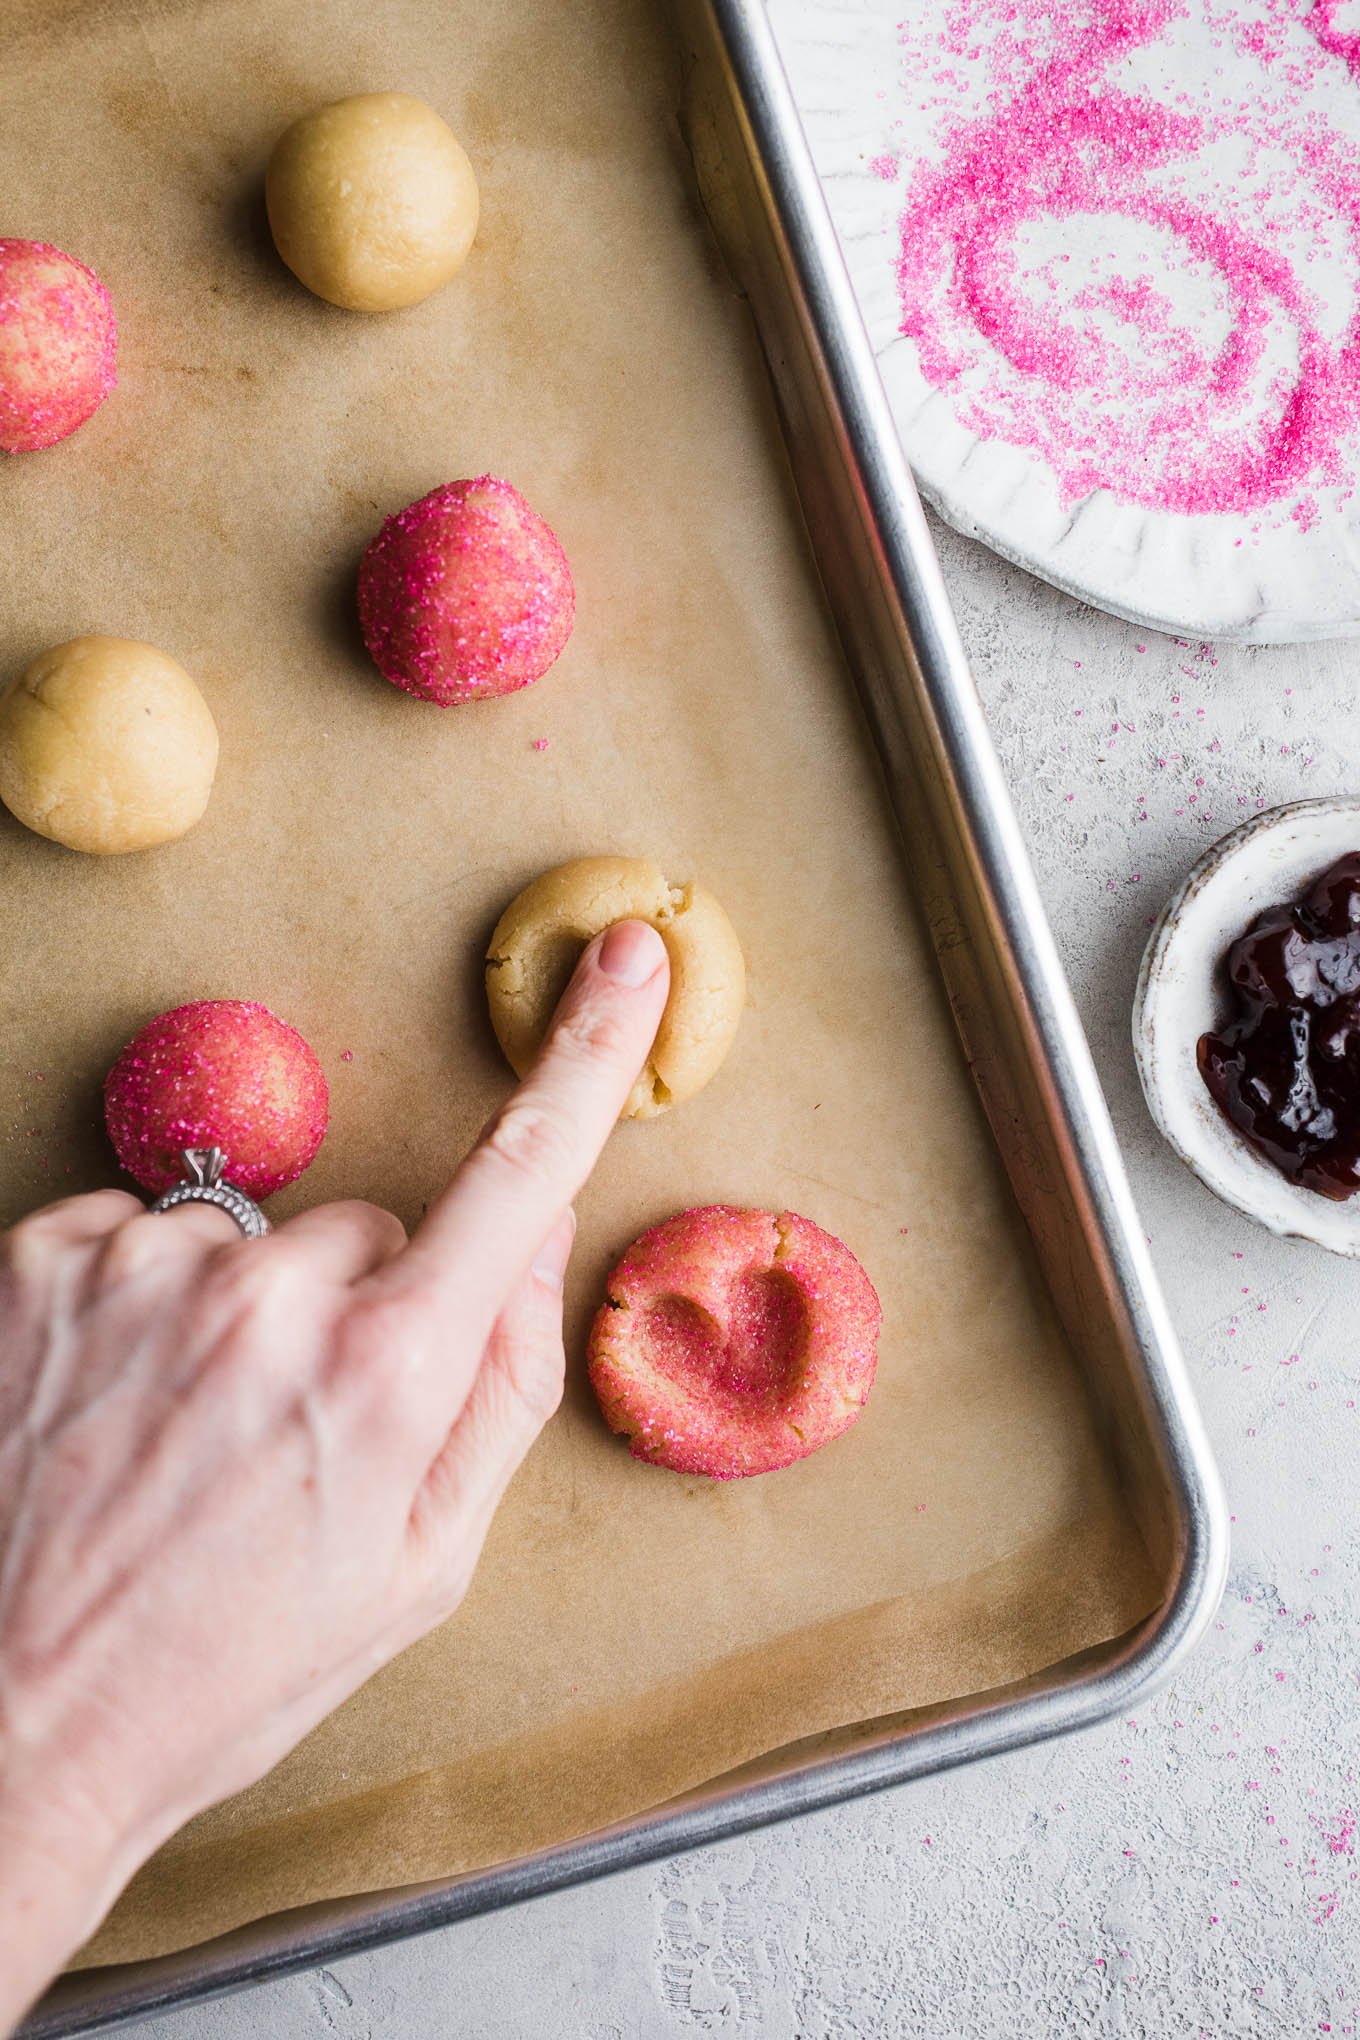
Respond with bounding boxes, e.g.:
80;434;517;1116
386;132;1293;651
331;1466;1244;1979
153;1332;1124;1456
121;8;1360;2034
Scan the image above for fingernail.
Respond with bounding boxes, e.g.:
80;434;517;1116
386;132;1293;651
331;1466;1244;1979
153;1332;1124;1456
532;1209;577;1293
598;919;666;986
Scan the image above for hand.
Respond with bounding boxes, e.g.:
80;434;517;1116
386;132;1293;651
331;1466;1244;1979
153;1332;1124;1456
0;919;669;2034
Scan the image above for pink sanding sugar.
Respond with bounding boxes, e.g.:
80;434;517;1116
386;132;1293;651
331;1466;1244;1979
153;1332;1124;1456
0;238;116;452
357;474;575;707
890;0;1360;517
587;1206;881;1480
104;999;328;1199
1309;0;1360;75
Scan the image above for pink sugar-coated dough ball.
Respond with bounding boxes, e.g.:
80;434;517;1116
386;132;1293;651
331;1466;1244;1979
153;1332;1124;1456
587;1205;882;1480
104;999;329;1199
356;474;575;705
0;239;117;452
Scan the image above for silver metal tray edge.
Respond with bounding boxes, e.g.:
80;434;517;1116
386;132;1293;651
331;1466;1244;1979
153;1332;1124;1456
22;3;1228;2029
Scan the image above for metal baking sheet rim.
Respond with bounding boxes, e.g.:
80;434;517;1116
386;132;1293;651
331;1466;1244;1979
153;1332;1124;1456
22;2;1228;2030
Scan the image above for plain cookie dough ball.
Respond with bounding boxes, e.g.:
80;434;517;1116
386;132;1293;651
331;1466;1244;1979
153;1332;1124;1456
265;92;479;312
0;239;117;451
588;1206;882;1478
0;636;218;855
358;475;575;704
105;999;329;1197
486;855;745;1118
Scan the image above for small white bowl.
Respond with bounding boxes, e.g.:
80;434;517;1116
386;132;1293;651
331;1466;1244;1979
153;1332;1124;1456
1134;797;1360;1256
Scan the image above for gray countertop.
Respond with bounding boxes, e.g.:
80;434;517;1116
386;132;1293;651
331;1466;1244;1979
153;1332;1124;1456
123;10;1360;2034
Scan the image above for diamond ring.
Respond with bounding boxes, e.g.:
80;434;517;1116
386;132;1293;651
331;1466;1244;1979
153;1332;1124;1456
147;1147;271;1238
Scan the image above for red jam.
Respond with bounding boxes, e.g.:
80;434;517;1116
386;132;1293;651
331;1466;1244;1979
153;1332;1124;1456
1198;852;1360;1200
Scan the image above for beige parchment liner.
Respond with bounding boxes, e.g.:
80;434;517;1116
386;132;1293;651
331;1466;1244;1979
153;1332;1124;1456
0;0;1158;1968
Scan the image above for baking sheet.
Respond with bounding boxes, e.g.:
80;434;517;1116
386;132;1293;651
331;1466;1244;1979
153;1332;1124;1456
0;0;1158;1966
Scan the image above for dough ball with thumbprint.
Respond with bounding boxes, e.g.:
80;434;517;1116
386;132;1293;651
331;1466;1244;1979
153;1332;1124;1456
485;855;744;1119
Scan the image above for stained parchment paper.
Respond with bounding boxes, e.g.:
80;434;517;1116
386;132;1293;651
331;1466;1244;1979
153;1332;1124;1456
0;0;1158;1965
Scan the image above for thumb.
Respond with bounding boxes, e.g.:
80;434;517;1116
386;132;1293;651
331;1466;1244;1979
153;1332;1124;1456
406;1207;577;1582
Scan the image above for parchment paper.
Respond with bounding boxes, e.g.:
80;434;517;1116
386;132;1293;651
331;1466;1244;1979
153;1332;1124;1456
0;0;1159;1966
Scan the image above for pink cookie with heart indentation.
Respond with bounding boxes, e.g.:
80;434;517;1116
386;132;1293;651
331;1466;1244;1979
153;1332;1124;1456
587;1205;881;1480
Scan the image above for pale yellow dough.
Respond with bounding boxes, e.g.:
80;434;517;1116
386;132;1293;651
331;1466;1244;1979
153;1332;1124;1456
0;636;218;856
265;92;479;312
487;856;746;1119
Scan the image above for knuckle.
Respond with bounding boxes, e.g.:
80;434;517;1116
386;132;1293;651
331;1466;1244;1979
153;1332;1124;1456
251;1239;324;1299
32;1188;136;1233
492;1326;566;1431
510;1352;565;1429
351;1202;409;1254
0;1221;45;1290
346;1289;421;1359
550;998;640;1068
95;1218;164;1287
356;1199;402;1228
485;1096;579;1188
331;1292;432;1403
85;1188;148;1226
98;1210;241;1289
199;1238;305;1318
0;1190;138;1284
322;1198;395;1232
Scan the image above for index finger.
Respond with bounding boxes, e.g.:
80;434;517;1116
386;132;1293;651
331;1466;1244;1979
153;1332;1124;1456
374;918;669;1332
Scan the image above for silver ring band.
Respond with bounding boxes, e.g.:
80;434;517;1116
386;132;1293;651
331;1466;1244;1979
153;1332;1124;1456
148;1147;271;1239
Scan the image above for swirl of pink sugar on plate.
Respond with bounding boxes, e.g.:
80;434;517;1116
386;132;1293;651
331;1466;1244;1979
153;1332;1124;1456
1309;0;1360;75
892;0;1360;517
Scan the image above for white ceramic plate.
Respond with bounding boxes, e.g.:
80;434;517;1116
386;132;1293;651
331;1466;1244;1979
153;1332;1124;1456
769;0;1360;642
1134;798;1360;1253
